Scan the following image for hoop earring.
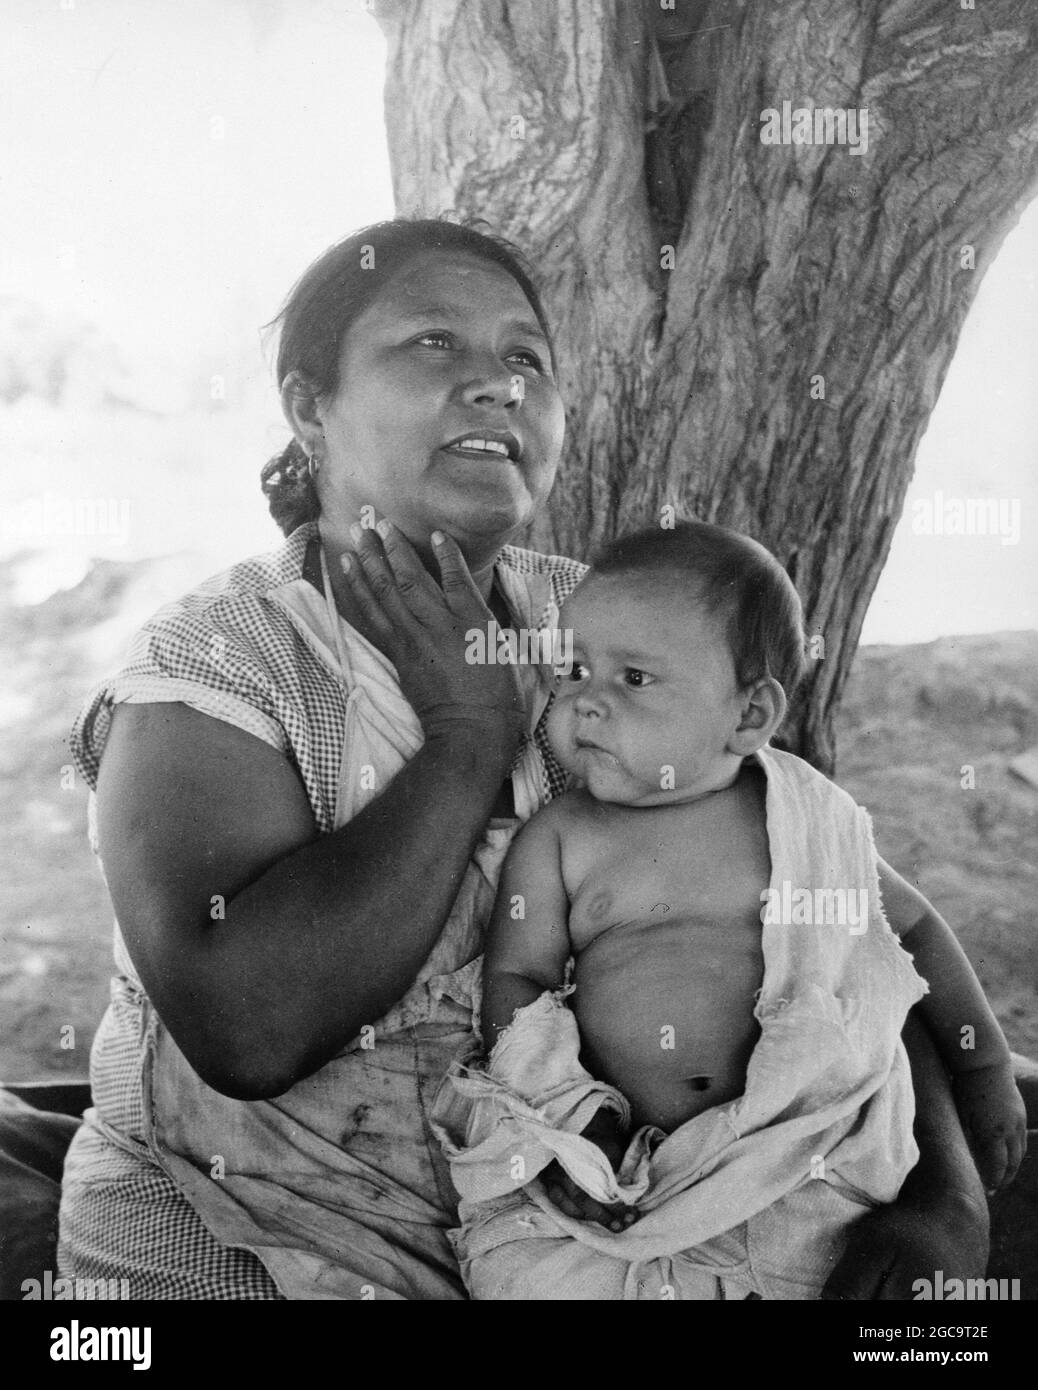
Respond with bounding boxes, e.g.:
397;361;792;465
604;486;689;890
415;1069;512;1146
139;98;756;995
307;452;321;480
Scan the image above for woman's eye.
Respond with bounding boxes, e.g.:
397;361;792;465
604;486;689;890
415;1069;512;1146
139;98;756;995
624;668;654;688
415;331;453;349
563;662;589;683
507;348;545;371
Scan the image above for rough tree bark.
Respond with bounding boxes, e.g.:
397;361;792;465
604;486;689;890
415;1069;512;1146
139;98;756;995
375;0;1038;772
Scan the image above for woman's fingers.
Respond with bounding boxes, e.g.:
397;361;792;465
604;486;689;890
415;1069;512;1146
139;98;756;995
354;522;479;632
336;520;524;746
350;525;424;629
375;521;452;620
979;1137;1008;1193
431;530;493;615
349;523;491;631
1006;1124;1026;1186
339;549;398;645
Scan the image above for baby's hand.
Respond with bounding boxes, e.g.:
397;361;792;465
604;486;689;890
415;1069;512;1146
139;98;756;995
953;1062;1027;1191
542;1110;638;1232
541;1160;637;1233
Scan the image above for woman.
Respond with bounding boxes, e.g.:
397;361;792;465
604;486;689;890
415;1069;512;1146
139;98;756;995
59;218;989;1299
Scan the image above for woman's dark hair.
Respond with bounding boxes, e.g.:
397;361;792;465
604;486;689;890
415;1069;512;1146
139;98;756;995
260;218;556;536
590;519;808;700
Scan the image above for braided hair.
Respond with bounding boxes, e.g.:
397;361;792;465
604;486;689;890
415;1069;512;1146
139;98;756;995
261;217;556;537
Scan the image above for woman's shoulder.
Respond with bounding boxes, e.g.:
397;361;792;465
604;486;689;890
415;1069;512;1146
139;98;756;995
69;525;323;791
146;523;316;637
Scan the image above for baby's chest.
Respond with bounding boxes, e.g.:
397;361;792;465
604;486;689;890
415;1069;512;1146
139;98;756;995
565;831;769;953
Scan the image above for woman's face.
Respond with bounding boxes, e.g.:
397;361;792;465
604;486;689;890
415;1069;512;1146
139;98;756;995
314;249;565;554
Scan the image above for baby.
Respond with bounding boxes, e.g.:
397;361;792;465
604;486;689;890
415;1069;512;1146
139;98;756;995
436;520;1025;1301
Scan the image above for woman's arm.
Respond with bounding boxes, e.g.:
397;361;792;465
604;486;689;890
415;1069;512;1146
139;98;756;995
900;1010;993;1216
96;530;525;1100
822;1009;990;1300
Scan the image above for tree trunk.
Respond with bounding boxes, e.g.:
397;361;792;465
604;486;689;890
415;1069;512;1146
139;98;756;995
375;0;1038;773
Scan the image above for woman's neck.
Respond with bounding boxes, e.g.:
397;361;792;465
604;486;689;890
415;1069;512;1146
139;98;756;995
312;518;503;628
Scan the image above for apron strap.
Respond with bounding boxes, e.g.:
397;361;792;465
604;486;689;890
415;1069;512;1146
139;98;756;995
319;546;354;687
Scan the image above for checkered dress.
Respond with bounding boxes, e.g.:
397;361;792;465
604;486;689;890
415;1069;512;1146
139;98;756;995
59;523;587;1300
71;523;584;818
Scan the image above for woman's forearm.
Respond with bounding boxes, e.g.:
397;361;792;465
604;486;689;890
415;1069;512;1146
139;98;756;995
820;1009;991;1299
208;727;511;1091
900;1009;989;1227
100;702;517;1099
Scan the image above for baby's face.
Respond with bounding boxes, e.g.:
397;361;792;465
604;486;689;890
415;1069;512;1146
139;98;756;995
547;573;746;806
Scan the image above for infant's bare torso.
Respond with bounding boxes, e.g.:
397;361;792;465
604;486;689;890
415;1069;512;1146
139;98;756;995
561;766;770;1132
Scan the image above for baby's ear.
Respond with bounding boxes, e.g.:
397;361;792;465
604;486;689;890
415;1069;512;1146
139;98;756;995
727;676;786;756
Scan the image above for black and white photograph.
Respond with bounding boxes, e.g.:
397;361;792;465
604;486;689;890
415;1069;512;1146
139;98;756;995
1;0;1035;1362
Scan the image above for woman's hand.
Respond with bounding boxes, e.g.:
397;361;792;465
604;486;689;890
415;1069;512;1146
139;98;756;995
822;1008;991;1300
821;1189;989;1300
344;521;524;751
95;521;537;1098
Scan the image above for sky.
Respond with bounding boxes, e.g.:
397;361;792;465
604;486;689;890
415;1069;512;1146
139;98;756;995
0;0;393;360
1;0;1035;644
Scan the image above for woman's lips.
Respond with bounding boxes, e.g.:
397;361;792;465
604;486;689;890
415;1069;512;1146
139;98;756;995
440;431;521;461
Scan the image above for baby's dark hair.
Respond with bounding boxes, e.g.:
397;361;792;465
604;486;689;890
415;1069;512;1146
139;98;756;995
590;520;808;700
260;217;556;536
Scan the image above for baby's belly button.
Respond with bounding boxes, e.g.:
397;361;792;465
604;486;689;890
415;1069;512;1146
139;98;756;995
596;1052;740;1130
575;998;756;1106
573;943;761;1106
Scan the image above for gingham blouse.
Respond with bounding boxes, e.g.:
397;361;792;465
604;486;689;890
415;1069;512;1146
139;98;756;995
71;521;586;820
